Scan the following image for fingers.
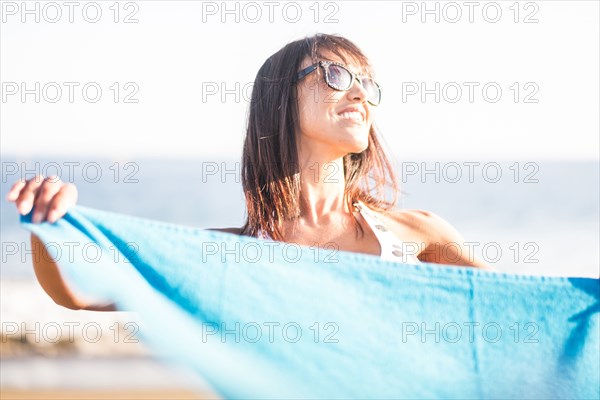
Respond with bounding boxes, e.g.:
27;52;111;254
32;176;64;223
46;183;77;223
14;175;46;215
5;179;27;202
8;175;75;224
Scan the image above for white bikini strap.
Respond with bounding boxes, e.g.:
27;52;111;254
354;200;419;264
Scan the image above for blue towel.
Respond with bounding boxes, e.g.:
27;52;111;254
20;205;599;399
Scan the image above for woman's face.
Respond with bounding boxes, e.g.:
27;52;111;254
295;52;375;159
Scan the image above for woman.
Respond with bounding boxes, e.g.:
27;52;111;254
6;34;491;311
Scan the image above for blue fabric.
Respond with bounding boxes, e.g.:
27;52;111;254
20;205;599;399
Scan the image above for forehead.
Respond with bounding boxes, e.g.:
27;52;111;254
301;49;373;76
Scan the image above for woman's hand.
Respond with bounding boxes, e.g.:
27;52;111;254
5;175;78;224
5;176;114;311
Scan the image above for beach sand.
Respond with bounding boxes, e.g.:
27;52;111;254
1;356;222;400
1;389;216;399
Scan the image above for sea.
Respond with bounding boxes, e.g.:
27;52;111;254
2;157;598;278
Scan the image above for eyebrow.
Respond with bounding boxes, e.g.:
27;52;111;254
324;59;373;77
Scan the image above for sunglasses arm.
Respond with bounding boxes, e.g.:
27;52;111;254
293;63;319;83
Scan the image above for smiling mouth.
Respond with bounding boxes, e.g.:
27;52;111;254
337;111;365;124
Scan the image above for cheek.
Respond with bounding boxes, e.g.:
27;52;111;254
317;81;344;109
297;101;322;137
298;95;335;132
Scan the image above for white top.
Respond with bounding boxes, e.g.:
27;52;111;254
257;200;422;265
353;200;422;265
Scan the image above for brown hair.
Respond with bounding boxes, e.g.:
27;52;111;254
240;33;400;241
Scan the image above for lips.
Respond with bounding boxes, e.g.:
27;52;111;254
337;105;366;122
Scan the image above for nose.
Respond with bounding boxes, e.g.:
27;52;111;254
346;77;369;103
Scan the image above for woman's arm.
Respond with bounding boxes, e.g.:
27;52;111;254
31;233;118;311
387;209;495;270
8;176;117;311
414;210;495;270
31;227;243;311
12;176;246;311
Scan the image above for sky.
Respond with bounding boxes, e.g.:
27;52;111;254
1;0;599;161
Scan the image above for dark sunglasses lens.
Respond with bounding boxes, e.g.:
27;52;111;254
362;78;381;105
326;64;352;90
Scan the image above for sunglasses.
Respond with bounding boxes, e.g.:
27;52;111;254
294;60;382;106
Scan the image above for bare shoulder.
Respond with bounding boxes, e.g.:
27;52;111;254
382;209;493;269
384;208;466;246
205;227;243;235
383;208;442;238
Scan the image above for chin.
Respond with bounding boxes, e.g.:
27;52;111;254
353;141;370;153
352;129;370;151
343;136;369;154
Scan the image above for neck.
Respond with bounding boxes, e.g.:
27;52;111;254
296;155;352;226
